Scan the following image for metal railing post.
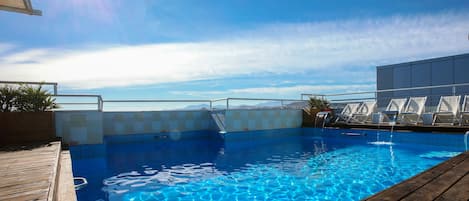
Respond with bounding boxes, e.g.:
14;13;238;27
209;101;213;111
226;98;229;110
452;86;456;96
53;84;58;95
99;96;103;111
97;97;101;111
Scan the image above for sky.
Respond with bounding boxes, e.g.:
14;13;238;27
1;0;469;103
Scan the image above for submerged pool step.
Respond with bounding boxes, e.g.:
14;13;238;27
341;132;366;136
210;112;227;134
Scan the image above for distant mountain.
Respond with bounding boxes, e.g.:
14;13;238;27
285;101;308;109
182;104;210;110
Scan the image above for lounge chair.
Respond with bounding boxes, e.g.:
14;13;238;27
432;95;461;126
335;103;361;123
399;96;427;125
348;101;377;124
460;95;469;126
379;98;408;124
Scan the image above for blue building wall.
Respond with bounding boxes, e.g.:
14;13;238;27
376;53;469;109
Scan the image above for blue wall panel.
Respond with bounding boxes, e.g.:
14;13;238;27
376;53;469;108
392;64;412;100
411;63;431;105
430;59;453;106
454;56;469;96
376;67;394;107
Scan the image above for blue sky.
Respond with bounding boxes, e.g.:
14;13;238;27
1;0;469;101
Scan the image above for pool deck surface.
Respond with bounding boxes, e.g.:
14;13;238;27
334;123;469;133
365;151;469;201
0;141;61;201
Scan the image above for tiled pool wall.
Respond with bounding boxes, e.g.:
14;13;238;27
224;109;302;132
55;111;103;144
102;111;213;136
55;109;303;145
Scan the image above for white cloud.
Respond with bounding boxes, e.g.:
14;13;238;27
1;49;53;64
1;12;469;89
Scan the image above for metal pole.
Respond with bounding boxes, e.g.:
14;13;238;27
452;86;456;96
98;96;103;111
226;98;229;110
209;101;213;110
53;84;58;95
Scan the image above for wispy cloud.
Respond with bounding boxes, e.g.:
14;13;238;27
0;11;468;89
0;43;15;55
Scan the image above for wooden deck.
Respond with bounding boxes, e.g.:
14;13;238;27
57;150;77;201
0;142;61;201
365;151;469;201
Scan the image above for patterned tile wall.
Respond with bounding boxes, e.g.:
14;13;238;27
56;109;302;144
224;109;302;132
55;111;103;145
102;111;212;135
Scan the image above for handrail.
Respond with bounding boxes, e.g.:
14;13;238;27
53;94;103;111
104;99;211;103
301;82;469;99
227;97;304;102
329;97;376;102
102;98;306;111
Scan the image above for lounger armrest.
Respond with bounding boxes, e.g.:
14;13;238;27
400;112;417;115
434;111;456;115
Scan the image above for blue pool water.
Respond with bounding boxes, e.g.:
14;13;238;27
70;128;466;201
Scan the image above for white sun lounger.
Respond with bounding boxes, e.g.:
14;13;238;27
399;96;427;125
348;101;377;124
335;103;361;123
432;95;461;126
379;98;408;124
460;95;469;126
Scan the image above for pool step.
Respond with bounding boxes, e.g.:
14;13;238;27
210;111;227;133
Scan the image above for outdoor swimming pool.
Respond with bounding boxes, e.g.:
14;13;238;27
70;128;466;201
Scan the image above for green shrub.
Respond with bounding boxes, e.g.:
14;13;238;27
0;84;58;112
308;97;330;111
0;86;20;112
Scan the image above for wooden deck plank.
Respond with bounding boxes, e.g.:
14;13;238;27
2;189;48;201
365;151;469;201
0;174;51;187
0;142;61;201
401;159;469;201
435;172;469;201
0;181;50;197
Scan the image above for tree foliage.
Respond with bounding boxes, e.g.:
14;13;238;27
308;97;330;111
0;84;58;112
0;86;20;112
